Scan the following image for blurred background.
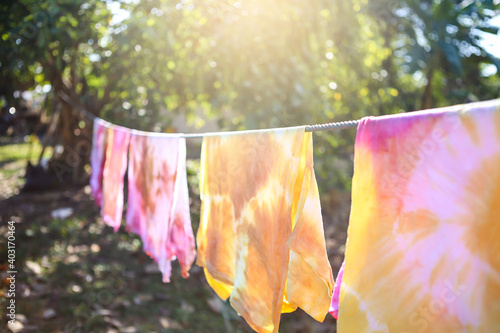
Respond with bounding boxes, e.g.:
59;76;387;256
0;0;499;332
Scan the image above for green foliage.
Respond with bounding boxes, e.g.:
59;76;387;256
0;1;112;107
373;0;500;106
1;0;499;190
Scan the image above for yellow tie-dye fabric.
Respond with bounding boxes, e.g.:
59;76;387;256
339;99;500;332
197;127;334;333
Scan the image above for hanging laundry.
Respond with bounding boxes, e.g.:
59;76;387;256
126;131;195;282
329;260;344;320
337;99;500;332
196;127;334;333
101;125;131;232
90;118;109;206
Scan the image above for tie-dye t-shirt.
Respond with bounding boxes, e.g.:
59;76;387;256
102;125;130;232
338;99;500;332
126;131;195;282
90;118;109;206
197;127;334;333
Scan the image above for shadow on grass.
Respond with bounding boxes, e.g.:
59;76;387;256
0;163;344;332
1;199;256;332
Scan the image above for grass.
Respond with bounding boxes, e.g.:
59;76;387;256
1;206;253;332
0;137;52;181
0;136;46;164
1;213;337;332
0;137;53;197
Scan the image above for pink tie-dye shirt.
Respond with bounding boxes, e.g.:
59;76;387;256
337;99;500;332
90;118;109;206
126;131;195;282
102;125;131;232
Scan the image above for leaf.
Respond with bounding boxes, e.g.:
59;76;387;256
476;26;500;35
484;51;500;76
439;41;463;75
38;31;46;48
407;44;430;73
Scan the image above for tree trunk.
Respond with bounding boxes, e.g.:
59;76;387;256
48;90;94;187
24;79;96;191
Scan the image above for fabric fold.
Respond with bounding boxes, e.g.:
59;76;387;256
101;124;131;232
338;99;500;332
126;131;195;282
196;127;334;333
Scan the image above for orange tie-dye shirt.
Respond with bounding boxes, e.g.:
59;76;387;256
338;99;500;332
196;126;334;333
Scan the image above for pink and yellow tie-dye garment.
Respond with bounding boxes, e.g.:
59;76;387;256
126;131;195;282
196;127;334;333
90;118;109;206
338;99;500;332
102;125;131;232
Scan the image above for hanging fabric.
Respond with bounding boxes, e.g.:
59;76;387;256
337;99;500;331
101;124;131;232
89;118;109;206
126;131;196;282
329;260;344;320
196;126;334;333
